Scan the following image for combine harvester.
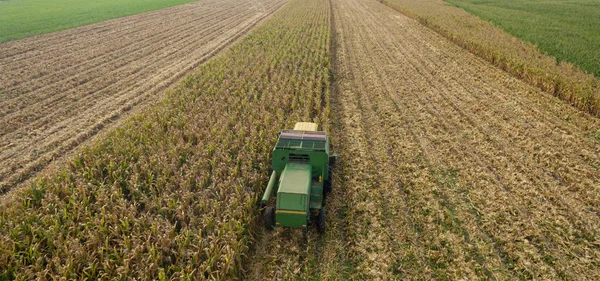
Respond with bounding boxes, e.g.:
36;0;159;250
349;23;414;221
260;122;337;233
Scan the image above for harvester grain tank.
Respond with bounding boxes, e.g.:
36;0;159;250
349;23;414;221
260;122;337;233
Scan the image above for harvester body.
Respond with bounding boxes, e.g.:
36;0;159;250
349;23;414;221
275;163;311;228
261;122;335;233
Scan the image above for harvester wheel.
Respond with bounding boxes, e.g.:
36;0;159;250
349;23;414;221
317;209;326;234
324;166;333;195
324;181;332;195
264;207;275;230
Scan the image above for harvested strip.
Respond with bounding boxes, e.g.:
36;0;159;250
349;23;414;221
0;0;287;192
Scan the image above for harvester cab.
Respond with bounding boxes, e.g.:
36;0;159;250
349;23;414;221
261;122;336;233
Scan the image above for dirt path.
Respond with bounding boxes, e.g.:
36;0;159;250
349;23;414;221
0;0;287;192
327;0;600;279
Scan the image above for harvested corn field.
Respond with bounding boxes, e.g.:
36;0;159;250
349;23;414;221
0;0;286;192
325;0;600;279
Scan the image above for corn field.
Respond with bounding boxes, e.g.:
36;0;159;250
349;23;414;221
1;0;599;280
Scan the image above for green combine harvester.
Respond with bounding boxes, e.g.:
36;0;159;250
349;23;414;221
260;122;336;233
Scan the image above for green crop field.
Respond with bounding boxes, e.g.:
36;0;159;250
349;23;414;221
0;0;197;43
446;0;600;77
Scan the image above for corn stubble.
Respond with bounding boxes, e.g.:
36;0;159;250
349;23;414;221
0;0;331;278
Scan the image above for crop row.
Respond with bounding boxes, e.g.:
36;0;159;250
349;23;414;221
0;0;331;279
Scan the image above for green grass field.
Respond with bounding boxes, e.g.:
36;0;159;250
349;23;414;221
446;0;600;77
0;0;197;43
